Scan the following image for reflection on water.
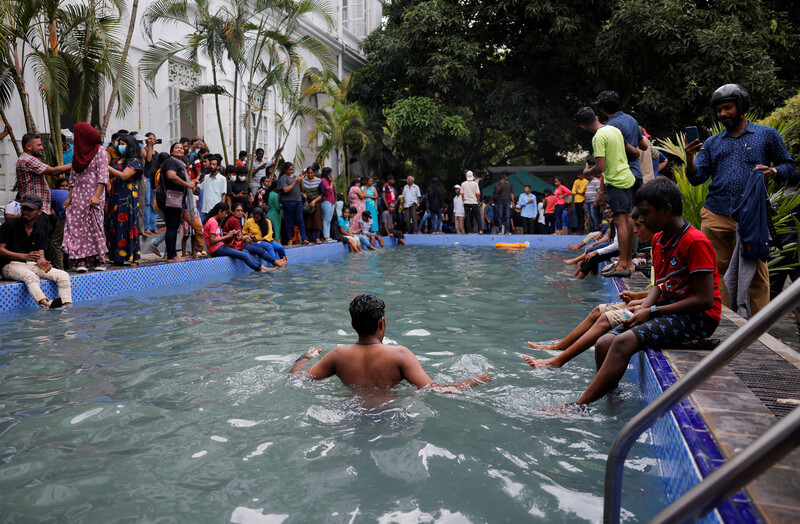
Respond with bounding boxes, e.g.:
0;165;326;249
0;246;666;522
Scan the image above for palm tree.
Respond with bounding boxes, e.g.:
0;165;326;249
100;0;139;137
141;0;230;163
2;0;134;159
242;0;334;175
308;73;370;192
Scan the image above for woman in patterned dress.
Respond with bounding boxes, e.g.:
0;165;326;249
106;135;143;265
63;123;110;272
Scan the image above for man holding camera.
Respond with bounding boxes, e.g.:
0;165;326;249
685;84;795;315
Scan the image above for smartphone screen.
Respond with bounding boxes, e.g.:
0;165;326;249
685;126;700;144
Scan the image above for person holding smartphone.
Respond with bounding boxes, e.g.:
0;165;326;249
685;83;795;315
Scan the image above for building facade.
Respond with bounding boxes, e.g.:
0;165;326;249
0;0;381;205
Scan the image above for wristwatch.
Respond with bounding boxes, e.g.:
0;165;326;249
770;167;778;177
650;305;660;317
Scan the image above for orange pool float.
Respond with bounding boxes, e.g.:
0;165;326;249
495;242;530;249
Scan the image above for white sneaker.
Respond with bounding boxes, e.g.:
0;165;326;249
76;265;88;273
94;265;106;271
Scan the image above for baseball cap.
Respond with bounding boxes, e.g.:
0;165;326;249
454;184;461;189
133;133;147;142
20;194;43;210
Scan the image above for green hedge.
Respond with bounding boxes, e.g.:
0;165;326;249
758;92;800;162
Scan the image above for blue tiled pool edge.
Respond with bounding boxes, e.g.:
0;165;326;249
612;278;760;523
0;242;351;312
1;234;755;522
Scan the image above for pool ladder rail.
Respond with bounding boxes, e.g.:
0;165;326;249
603;277;800;524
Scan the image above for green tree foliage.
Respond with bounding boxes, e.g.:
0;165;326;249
353;0;800;183
383;96;468;178
759;91;800;162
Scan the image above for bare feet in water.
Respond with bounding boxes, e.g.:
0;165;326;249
527;341;558;351
522;355;562;368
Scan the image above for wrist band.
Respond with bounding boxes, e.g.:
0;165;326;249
294;354;310;363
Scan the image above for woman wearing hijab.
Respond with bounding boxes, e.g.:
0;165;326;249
62;123;110;272
106;134;144;265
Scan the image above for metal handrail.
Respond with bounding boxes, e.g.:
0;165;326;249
603;277;800;524
651;404;800;523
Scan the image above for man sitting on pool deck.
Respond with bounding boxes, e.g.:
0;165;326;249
0;194;72;309
291;294;491;392
573;178;721;405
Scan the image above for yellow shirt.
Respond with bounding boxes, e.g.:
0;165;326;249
572;178;588;203
243;217;274;242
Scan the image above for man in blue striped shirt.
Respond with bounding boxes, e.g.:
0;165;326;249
686;84;795;314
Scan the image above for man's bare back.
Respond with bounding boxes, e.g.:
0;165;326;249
290;295;490;392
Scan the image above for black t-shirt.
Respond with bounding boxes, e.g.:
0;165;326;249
427;188;443;211
0;215;50;268
161;157;187;192
495;180;513;204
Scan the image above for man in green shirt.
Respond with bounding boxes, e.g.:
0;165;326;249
575;106;636;277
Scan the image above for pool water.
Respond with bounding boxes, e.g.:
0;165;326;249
0;246;667;522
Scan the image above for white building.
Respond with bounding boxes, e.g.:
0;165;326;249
0;0;381;205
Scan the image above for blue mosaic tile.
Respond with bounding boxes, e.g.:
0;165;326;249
0;241;349;312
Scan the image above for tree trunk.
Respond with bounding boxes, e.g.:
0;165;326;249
212;62;229;166
249;81;269;175
0;106;21;155
53;106;64;166
233;67;238;169
6;49;37;134
101;0;138;138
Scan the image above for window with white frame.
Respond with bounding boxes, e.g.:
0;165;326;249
342;0;367;37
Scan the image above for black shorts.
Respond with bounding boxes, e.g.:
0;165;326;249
610;312;719;349
605;185;633;215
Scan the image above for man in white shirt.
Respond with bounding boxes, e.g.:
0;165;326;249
197;157;228;222
461;170;481;233
401;176;421;233
250;148;268;194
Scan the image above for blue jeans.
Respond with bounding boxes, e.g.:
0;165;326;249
244;243;275;265
588;202;602;231
355;234;371;250
256;241;286;260
282;200;306;242
430;209;443;233
554;204;566;231
586;241;609;254
497;203;510;233
321;200;335;238
419;210;430;232
144;178;158;231
210;245;261;270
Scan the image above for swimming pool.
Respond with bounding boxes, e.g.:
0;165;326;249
0;245;668;522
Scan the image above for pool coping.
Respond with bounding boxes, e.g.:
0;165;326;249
0;233;748;521
612;277;761;523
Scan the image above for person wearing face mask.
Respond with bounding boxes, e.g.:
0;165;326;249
228;166;252;214
106;134;144;265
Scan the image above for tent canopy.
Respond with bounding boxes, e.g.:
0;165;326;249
481;170;555;198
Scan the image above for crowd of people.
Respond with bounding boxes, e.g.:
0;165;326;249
0;83;796;409
293;83;795;408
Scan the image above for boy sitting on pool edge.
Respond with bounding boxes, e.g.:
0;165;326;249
573;178;721;405
291;294;491;392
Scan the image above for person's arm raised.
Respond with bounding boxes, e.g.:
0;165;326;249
399;347;491;393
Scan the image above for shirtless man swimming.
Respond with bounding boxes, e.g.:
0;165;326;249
290;294;491;392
